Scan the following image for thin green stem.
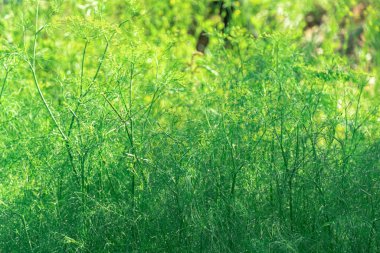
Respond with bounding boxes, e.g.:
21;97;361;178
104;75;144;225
28;62;67;141
80;40;89;97
33;1;39;69
0;70;10;105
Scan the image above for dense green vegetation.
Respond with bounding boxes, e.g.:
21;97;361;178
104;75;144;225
1;0;380;252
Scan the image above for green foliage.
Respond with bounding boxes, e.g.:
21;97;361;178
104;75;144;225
0;0;379;252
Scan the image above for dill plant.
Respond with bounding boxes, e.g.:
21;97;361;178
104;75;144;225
0;0;379;252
